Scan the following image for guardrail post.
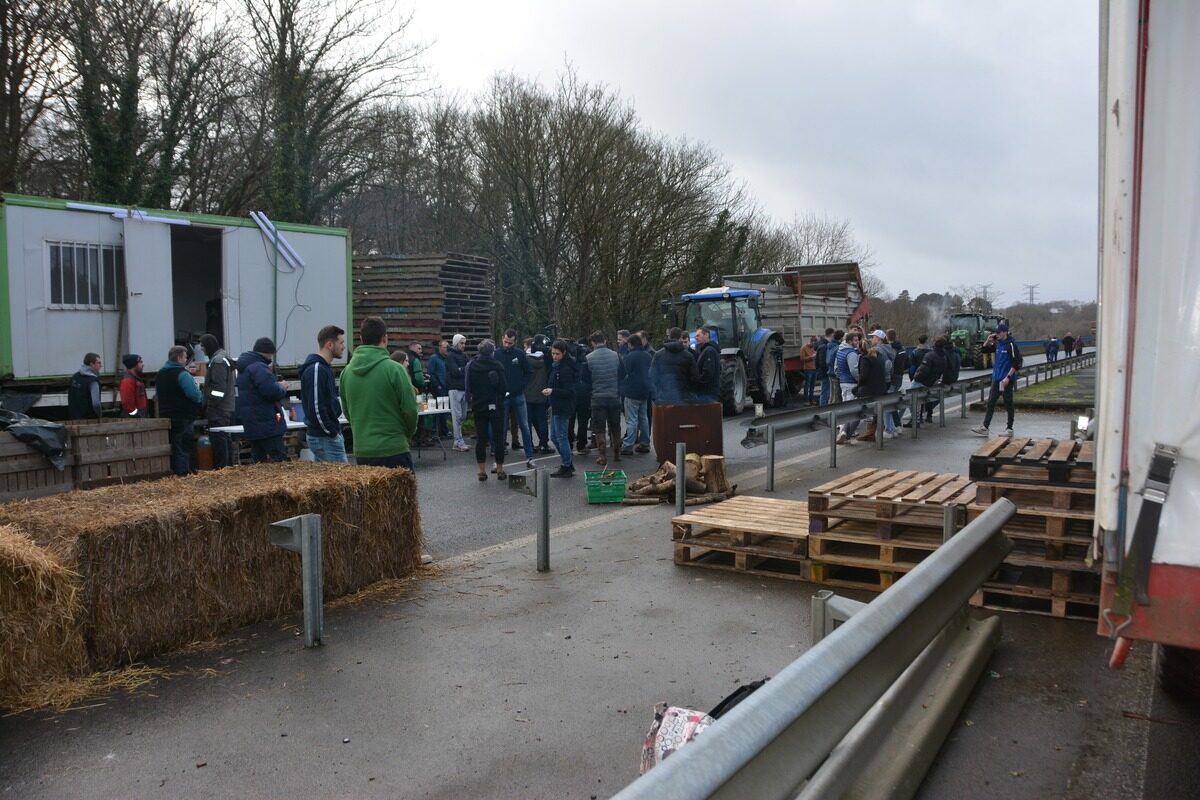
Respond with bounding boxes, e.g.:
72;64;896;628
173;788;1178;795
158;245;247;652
268;514;323;647
766;425;776;492
875;400;884;450
910;391;919;439
537;468;550;572
937;387;945;427
828;411;837;468
960;384;968;418
675;442;686;515
942;503;959;543
810;590;831;644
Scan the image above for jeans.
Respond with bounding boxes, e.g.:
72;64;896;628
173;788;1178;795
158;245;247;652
449;389;468;447
551;413;573;468
357;452;414;470
169;419;194;476
207;415;235;468
803;369;818;403
829;377;841;406
528;402;549;448
504;394;534;459
307;432;348;463
982;379;1015;430
474;405;506;465
250;436;288;463
839;384;860;436
819;375;830;405
622;397;650;449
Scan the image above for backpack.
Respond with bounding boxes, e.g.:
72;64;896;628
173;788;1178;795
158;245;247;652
892;348;910;380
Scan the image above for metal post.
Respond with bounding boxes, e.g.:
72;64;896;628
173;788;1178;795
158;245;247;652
960;385;967;418
910;391;919;439
766;425;776;492
537;468;550;572
937;387;945;427
875;400;884;450
675;442;686;516
979;382;985;403
810;590;830;645
943;503;959;543
828;411;837;468
268;514;323;648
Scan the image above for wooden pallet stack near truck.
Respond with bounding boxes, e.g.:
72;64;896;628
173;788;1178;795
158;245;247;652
672;495;811;581
966;437;1099;621
805;468;977;591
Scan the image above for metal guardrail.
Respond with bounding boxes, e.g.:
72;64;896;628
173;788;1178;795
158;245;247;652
611;499;1017;800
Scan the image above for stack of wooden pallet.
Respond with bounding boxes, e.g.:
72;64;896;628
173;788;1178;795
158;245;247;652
672;495;812;581
352;253;492;347
806;468;977;591
966;437;1099;621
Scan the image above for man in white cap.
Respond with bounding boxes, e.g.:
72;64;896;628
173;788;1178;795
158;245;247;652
445;334;472;451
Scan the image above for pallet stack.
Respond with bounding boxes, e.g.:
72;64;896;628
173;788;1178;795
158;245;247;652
805;469;977;591
672;495;812;581
352;253;492;347
966;437;1099;621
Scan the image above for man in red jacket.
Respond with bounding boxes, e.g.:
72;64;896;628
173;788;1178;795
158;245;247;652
118;354;150;417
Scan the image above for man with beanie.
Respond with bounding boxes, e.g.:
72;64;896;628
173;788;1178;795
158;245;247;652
157;345;203;475
972;323;1023;438
67;352;103;420
236;337;290;463
200;334;237;467
301;325;347;463
340;316;418;470
118;354;149;417
445;333;471;451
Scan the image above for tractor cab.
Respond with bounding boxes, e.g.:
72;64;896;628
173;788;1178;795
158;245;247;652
679;288;761;353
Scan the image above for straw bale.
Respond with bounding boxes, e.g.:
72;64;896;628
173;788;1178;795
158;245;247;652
0;525;88;707
0;462;423;671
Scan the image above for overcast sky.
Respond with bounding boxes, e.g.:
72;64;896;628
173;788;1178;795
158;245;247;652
404;0;1099;304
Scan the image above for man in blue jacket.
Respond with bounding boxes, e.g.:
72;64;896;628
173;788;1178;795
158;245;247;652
500;328;535;468
237;337;290;463
619;333;653;455
972;323;1023;438
301;325;347;462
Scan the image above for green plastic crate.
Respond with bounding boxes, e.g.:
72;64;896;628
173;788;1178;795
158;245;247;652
584;469;627;503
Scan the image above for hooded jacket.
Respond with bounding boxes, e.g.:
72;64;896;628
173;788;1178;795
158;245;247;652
446;348;469;391
339;345;418;458
835;342;860;386
912;346;947;387
427;350;448;395
619;346;653;401
524;350;549;405
465;354;507;411
236;352;287;441
119;369;149;417
204;348;238;420
67;364;102;420
982;336;1023;382
499;344;532;396
856;352;889;397
547;353;578;415
694;340;721;398
649;340;700;404
300;353;343;438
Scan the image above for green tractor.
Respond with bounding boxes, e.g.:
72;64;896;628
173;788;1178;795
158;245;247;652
947;312;1007;369
662;288;786;415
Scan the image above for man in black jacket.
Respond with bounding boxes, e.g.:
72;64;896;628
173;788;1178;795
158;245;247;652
905;336;948;428
301;324;347;462
236;337;290;463
201;334;237;467
446;334;471;451
466;339;508;480
157;346;203;475
67;353;104;420
649;328;700;404
694;326;721;403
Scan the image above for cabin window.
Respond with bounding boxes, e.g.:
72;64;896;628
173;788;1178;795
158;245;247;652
47;242;125;310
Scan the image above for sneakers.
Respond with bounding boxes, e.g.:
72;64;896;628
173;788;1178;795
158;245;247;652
970;426;990;437
836;431;849;444
1000;428;1014;438
550;465;575;478
620;447;634;456
885;430;902;439
526;459;535;469
635;444;651;454
453;443;471;452
537;445;554;454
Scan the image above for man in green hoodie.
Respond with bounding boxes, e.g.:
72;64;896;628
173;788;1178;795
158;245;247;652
340;316;419;470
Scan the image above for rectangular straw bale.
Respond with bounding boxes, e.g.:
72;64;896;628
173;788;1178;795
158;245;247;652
0;525;89;707
0;462;423;669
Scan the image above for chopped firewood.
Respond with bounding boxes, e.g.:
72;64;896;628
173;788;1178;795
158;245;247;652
701;455;730;495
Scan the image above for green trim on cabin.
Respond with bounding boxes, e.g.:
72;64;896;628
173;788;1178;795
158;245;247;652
1;193;350;238
0;201;11;377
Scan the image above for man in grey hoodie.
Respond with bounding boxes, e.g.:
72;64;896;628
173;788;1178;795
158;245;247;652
585;330;623;466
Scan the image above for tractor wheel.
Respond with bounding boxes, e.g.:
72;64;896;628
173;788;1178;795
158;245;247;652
720;357;749;416
969;344;985;370
1157;644;1200;706
756;346;786;408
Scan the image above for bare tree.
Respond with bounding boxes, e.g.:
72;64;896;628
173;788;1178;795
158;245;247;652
0;0;66;191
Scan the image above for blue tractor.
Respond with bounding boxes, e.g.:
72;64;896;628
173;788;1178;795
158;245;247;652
663;288;786;415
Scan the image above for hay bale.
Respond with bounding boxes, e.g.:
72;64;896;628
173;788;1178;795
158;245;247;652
0;525;88;707
0;462;423;672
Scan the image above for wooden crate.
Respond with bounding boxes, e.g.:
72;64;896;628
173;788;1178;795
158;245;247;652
969;437;1096;487
807;468;976;539
970;588;1099;622
0;431;74;502
64;419;173;489
672;496;811;581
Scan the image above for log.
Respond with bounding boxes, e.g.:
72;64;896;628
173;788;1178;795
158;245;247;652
702;455;731;495
684;492;732;506
645;479;676;496
621;497;663;506
684;478;707;495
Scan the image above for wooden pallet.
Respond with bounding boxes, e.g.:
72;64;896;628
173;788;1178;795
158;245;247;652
809;560;908;592
970;588;1099;622
808;524;942;570
969;437;1096;487
672;496;811;581
808;468;976;539
973;480;1094;514
966;505;1095;541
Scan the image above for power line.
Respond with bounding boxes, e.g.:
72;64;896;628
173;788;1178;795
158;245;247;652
1023;283;1039;304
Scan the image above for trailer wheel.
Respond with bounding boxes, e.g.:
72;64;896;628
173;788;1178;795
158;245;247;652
1157;644;1200;705
720;358;748;416
757;346;786;408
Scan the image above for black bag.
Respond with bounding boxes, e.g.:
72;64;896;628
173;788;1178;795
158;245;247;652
708;678;769;719
0;410;69;470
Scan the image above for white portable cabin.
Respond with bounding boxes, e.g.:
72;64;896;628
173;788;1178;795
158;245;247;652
0;195;351;384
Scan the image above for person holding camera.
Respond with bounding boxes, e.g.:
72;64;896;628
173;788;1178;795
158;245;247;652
972;323;1023;438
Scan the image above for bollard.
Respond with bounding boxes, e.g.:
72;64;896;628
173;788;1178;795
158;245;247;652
537;468;550;572
268;514;323;647
828;411;838;468
767;425;776;492
937;387;945;427
675;442;686;516
942;503;959;544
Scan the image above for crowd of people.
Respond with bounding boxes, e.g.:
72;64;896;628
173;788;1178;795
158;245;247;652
63;314;1079;481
